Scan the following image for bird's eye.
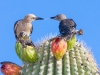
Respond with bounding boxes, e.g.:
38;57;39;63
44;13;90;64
56;15;59;19
32;17;35;19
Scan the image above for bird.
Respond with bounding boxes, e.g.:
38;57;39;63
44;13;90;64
14;14;43;47
50;14;83;40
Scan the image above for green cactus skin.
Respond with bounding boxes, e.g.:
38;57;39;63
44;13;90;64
15;42;38;63
20;40;100;75
67;35;76;50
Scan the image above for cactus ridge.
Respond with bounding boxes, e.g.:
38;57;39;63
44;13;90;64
20;36;100;75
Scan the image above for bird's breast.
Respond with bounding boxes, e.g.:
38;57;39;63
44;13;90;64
17;23;32;36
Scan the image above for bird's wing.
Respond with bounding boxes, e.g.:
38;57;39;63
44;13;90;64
69;19;76;29
59;19;76;36
14;20;21;39
30;24;33;35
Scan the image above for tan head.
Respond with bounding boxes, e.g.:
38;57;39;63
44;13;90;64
24;14;43;22
50;14;67;21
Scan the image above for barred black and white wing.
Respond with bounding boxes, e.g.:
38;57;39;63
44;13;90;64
59;19;76;39
14;20;21;40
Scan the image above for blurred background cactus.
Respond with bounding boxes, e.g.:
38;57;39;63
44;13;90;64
0;62;21;75
18;35;100;75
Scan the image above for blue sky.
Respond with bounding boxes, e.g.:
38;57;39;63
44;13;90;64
0;0;100;74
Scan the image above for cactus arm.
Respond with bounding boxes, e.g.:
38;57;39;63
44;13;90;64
47;43;55;75
79;47;92;75
56;59;62;75
38;41;50;75
74;47;85;75
69;48;78;75
63;52;71;75
32;44;45;75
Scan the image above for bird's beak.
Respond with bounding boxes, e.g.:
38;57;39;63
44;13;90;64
35;17;44;20
50;16;56;19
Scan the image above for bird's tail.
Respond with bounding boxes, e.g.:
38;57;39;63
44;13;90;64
77;29;84;35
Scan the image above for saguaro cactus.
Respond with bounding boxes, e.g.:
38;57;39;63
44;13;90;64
19;35;100;75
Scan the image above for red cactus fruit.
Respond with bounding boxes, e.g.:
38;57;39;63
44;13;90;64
51;37;67;60
0;62;21;75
